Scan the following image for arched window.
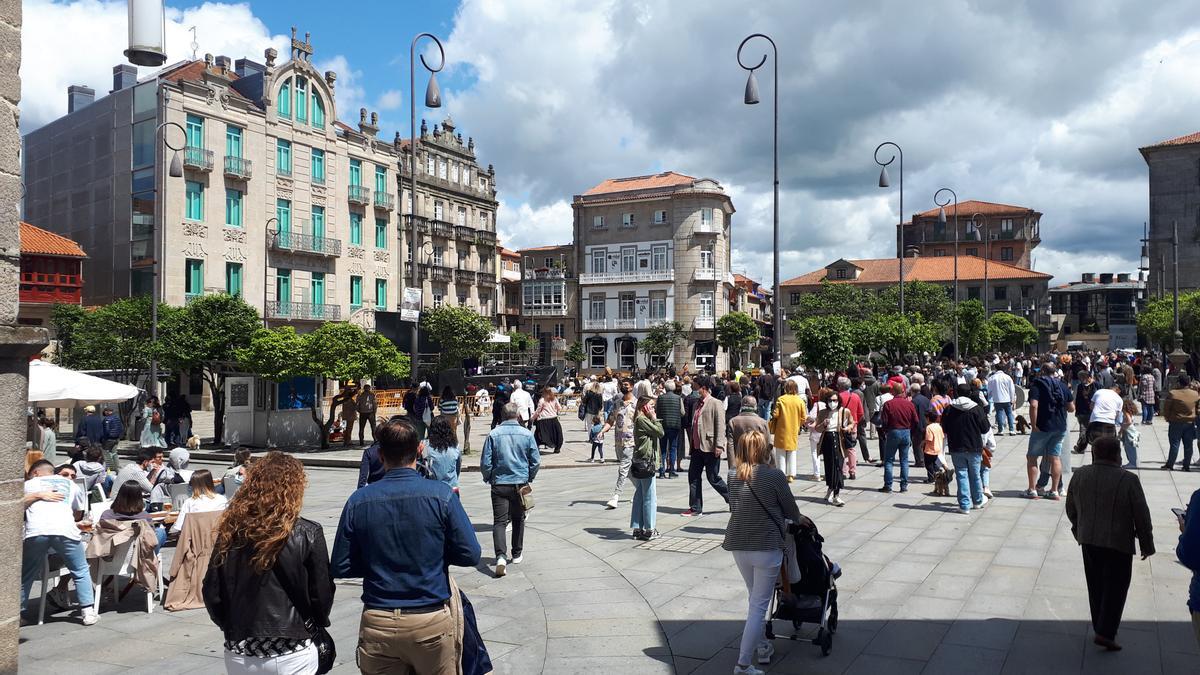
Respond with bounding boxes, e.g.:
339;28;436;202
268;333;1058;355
295;77;308;124
278;78;292;118
312;93;325;128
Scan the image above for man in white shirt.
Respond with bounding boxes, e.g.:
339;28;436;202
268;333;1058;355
509;379;535;428
1080;383;1124;455
986;366;1017;435
786;369;811;400
21;459;98;625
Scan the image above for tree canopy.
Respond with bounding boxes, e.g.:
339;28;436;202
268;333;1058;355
716;312;760;369
1138;291;1200;351
420;305;496;370
639;321;687;366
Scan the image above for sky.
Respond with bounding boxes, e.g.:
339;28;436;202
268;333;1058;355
22;0;1200;289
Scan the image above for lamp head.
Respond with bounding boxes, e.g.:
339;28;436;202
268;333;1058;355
743;71;760;105
937;207;947;225
878;165;890;188
168;151;183;178
425;73;442;108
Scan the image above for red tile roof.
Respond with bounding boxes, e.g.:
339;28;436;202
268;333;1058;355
20;222;86;257
1142;131;1200;149
913;200;1037;219
518;244;572;253
581;171;696;197
781;256;1049;287
159;60;249;101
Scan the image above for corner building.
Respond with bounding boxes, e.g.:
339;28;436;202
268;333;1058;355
572;172;735;373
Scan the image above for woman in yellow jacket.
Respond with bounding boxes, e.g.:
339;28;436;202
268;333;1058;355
768;379;808;482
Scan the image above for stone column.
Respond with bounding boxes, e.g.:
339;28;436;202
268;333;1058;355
0;1;42;669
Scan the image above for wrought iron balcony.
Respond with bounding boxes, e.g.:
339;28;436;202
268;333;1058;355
401;214;431;235
423;264;453;282
475;230;497;247
266;301;341;321
223;155;252;180
455;225;475;241
374;192;394;211
431;220;455;239
269;231;342;257
348;185;371;206
183;146;213;172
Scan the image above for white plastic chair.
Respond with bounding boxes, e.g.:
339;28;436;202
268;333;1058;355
38;555;72;625
91;536;163;615
167;483;190;511
222;476;241;498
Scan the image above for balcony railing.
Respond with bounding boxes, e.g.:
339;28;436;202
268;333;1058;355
996;229;1022;240
693;267;719;281
524;304;569;317
524;269;570;279
695;221;719;234
269;231;342;257
475;230;497;247
183;146;213;172
266;301;341;321
580;269;674;285
348;185;371;206
401;214;431;235
431;220;455;238
423;264;453;282
374;192;394;211
694;316;715;329
456;269;476;284
223;155;252;180
455;225;475;241
478;274;497;287
583;317;669;331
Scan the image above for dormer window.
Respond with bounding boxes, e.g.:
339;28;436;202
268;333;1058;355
835;268;847;279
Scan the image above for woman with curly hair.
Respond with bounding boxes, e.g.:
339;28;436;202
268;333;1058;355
425;416;463;492
203;451;334;675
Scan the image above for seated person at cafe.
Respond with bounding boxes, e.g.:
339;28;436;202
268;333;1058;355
21;459;97;626
170;470;227;534
113;447;163;496
99;480;167;552
73;445;111;493
219;448;253;493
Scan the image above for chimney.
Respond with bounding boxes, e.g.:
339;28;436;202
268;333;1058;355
1099;273;1114;284
1117;273;1131;283
235;58;266;78
67;85;95;113
214;55;232;72
112;64;137;92
1081;273;1095;283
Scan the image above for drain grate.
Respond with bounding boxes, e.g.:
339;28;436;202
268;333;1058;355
635;536;722;554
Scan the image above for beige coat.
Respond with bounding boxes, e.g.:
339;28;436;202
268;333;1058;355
87;519;160;594
693;395;726;454
165;510;221;611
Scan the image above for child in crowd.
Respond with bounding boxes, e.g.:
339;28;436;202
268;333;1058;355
73;445;110;494
921;409;945;482
588;414;605;463
219;448;253;494
1120;397;1140;468
981;425;996;500
424;417;463;493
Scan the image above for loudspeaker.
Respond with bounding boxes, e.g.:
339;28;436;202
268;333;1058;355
538;335;551;365
436;368;467;397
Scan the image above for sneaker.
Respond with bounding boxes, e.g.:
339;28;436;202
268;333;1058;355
512;555;524;564
978;494;989;508
605;496;619;509
959;508;971;515
1044;492;1060;501
733;664;764;675
633;528;644;540
1037;489;1053;499
81;608;99;626
832;496;846;507
878;486;893;493
495;557;507;577
645;529;661;540
668;472;679;479
681;509;700;517
1160;465;1174;471
848;472;857;480
755;641;775;665
899;486;908;493
1021;489;1040;500
983;488;994;499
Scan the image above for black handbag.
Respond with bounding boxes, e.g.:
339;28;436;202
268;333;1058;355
305;619;336;675
631;450;656;479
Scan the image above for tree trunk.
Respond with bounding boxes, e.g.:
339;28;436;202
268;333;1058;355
206;371;225;446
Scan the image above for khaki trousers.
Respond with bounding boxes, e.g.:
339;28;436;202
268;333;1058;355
358;605;455;675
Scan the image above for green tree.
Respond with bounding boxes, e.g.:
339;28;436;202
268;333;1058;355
505;330;537;352
158;293;261;444
878;281;953;325
639;320;687;367
1138;291;1200;351
988;312;1038;351
796;281;875;321
238;323;409;448
956;299;996;355
420;305;496;371
50;295;179;388
864;313;943;363
716;312;760;369
789;315;856;372
564;341;586;367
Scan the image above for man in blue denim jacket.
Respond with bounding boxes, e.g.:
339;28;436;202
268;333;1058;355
332;419;480;673
1177;487;1200;647
481;402;540;577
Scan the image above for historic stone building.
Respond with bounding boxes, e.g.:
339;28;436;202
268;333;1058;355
902;200;1042;270
22;29;499;330
1140;131;1200;294
518;244;578;364
571;172;736;372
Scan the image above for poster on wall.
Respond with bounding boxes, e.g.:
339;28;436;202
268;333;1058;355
400;287;422;322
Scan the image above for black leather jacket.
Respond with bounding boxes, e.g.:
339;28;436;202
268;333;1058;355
203;517;334;642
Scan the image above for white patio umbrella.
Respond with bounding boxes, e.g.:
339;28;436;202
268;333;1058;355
27;360;139;407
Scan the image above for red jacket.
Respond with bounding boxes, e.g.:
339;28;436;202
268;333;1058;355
838;390;864;425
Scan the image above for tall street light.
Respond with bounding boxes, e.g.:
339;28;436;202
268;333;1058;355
874;142;904;315
934;187;959;357
1168;219;1188;385
738;33;780;369
970;212;989;314
407;33;444;383
149;120;185;396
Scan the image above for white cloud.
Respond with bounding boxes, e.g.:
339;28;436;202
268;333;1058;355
496;199;573;251
21;0;289;130
376;89;403;111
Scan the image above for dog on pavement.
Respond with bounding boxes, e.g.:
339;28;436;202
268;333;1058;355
1015;415;1031;434
933;468;953;496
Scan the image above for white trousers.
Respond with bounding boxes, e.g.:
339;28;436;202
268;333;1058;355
732;549;783;667
808;434;823;478
224;644;318;675
773;448;798;477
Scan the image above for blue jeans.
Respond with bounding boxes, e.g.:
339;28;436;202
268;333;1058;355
630;476;656;531
659;428;680;475
1121;432;1139;466
1167;421;1196;469
950;452;984;511
883;429;912;489
21;535;94;613
603;399;614;418
994;402;1014;433
1141;403;1155;423
757;400;771;421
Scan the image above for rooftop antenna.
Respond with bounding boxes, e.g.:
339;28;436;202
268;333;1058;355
189;26;198;60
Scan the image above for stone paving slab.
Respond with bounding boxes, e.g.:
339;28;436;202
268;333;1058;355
20;413;1200;673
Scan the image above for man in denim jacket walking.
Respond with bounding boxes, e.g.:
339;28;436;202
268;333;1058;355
481;402;541;577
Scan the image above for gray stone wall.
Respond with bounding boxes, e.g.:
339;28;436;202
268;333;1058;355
1;1;45;670
1144;145;1200;294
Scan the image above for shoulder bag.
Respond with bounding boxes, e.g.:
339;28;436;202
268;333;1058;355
631;446;656;479
271;566;335;674
519;484;535;511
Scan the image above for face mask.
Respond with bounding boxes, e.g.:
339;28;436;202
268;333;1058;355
828;400;839;409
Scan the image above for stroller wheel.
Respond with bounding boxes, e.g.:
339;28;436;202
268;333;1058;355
816;628;833;656
828;603;838;633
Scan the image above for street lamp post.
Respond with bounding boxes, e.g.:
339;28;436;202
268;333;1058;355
874;142;904;315
1168;220;1188;385
738;33;780;369
971;212;989;315
149;120;185;397
262;216;278;328
408;33;444;383
934;188;959;357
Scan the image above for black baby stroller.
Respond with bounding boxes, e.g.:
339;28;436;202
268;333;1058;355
765;519;841;655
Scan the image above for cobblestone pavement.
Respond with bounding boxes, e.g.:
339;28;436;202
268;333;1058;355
20;414;1200;674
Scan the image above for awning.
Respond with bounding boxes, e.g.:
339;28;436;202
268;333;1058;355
27;360;140;407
